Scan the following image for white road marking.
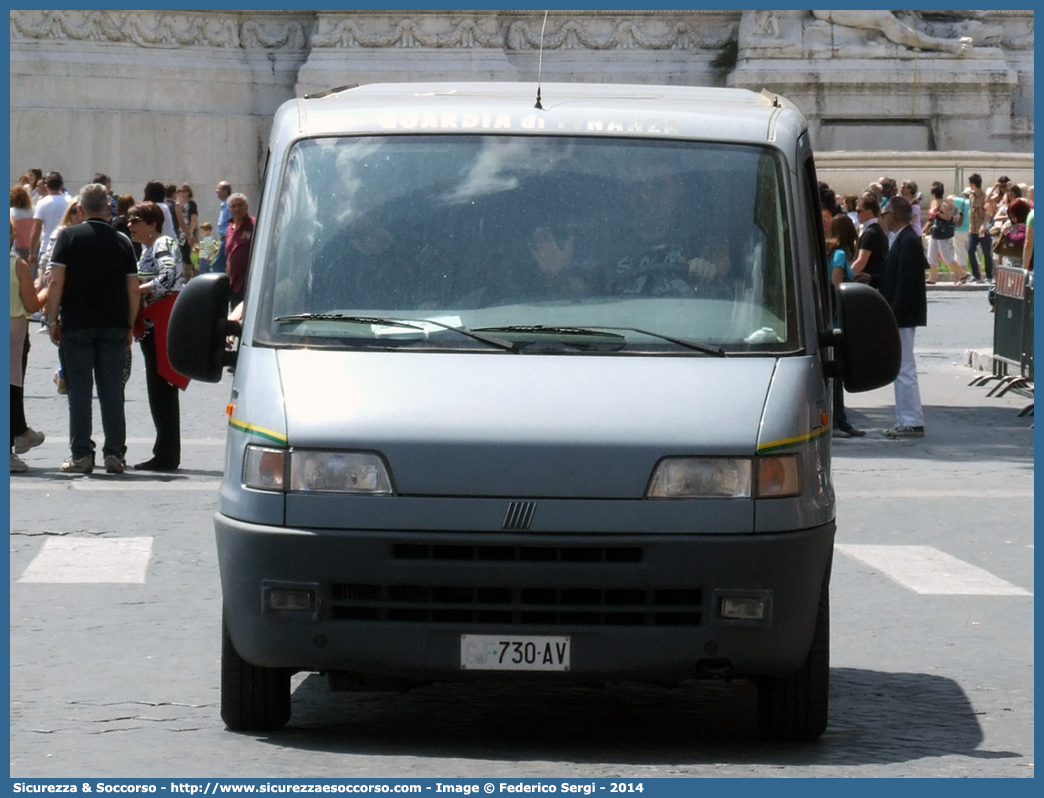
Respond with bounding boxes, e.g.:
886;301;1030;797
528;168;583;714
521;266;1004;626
17;537;154;584
836;490;1033;499
28;438;223;446
836;544;1032;596
10;482;218;491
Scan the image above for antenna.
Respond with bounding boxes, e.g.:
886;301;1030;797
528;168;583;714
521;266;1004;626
534;10;549;110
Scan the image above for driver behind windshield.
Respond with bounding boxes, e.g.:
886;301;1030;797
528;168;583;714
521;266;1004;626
525;172;736;299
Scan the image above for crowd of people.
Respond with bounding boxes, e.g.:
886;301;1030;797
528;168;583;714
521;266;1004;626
820;173;1034;442
10;169;257;474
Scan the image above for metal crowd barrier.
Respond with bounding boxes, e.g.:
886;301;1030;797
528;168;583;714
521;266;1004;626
973;264;1033;414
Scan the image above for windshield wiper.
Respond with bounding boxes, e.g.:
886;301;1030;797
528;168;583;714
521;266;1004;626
474;325;725;356
603;327;726;356
273;314;517;352
275;313;424;328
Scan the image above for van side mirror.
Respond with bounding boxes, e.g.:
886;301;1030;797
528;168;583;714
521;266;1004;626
830;282;901;393
167;273;240;383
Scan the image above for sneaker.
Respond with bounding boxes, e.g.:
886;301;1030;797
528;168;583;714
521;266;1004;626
10;452;28;473
53;372;67;395
884;425;924;439
103;455;126;474
13;428;45;454
832;427;852;439
61;454;94;474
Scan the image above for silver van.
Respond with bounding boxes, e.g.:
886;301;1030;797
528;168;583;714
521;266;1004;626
169;83;899;741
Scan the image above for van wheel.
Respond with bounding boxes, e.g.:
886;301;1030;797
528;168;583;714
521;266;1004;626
221;612;292;731
756;577;829;742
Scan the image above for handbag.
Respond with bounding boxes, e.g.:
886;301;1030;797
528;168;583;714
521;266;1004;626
931;214;955;239
992;231;1023;259
930;202;956;239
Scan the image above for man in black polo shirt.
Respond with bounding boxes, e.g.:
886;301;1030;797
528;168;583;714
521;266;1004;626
44;183;140;474
851;194;889;289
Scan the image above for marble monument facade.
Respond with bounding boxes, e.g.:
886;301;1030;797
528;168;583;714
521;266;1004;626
9;10;1033;223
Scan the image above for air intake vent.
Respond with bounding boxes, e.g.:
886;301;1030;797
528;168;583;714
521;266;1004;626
329;583;703;627
502;501;537;530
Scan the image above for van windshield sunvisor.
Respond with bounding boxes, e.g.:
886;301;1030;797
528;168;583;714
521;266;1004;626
257;135;799;355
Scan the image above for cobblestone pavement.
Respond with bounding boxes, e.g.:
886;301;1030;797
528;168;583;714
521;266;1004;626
9;291;1033;777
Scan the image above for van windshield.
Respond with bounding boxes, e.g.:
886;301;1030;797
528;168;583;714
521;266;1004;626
256;135;798;354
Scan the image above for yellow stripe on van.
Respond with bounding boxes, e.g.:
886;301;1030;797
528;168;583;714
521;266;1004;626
757;425;830;454
228;417;288;446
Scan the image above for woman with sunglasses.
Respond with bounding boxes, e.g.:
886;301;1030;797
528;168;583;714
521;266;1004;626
127;201;184;471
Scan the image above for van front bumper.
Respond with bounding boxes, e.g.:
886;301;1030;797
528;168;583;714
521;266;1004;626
216;514;834;682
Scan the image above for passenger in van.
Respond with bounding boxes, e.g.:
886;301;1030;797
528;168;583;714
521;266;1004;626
311;205;442;311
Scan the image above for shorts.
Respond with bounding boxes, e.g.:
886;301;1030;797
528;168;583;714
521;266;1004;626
927;236;956;265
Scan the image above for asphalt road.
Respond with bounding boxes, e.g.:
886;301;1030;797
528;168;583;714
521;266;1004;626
9;287;1034;777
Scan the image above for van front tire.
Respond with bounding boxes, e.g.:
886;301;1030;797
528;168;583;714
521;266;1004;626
221;612;292;732
756;577;829;742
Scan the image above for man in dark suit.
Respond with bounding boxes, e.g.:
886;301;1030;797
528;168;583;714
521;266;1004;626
879;195;927;438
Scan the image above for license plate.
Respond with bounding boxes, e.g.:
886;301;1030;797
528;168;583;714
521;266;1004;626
460;635;571;671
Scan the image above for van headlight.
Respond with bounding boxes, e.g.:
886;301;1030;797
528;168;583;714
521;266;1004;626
243;447;394;494
646;455;801;499
290;450;394;494
646;458;752;498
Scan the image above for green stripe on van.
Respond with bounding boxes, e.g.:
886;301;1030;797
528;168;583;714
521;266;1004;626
228;417;288;446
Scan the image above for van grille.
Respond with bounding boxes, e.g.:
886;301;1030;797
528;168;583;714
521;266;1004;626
328;583;702;627
391;544;642;563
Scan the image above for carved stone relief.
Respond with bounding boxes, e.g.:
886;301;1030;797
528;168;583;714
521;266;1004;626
9;10;312;50
10;10;738;54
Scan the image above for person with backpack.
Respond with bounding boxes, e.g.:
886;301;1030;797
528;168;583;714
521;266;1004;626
924;181;970;285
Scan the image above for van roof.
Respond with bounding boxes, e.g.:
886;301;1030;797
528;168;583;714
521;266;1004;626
276;82;807;148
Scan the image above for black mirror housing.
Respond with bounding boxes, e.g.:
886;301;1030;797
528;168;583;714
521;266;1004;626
167;273;236;383
833;282;901;393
